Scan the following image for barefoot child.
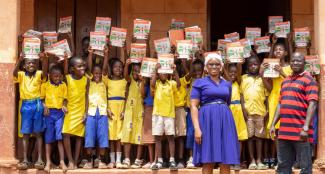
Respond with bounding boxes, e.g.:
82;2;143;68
62;56;89;169
14;53;48;170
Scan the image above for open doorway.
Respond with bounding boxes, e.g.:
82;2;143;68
208;0;291;50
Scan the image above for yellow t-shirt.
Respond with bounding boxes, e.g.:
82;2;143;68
174;77;191;107
153;80;177;118
40;81;67;109
104;76;127;98
240;74;268;116
88;81;108;116
14;71;42;100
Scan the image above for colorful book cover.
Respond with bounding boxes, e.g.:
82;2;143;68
140;57;158;77
217;39;232;51
245;27;261;45
43;31;58;51
268;16;283;33
169;29;185;46
130;43;147;63
90;31;107;51
176;40;193;59
294;27;310;47
239;39;251;58
185;26;202;51
275;21;290;38
226;42;244;63
23;29;42;38
305;55;320;75
58;16;72;33
46;39;72;58
23;37;41;59
171;19;185;30
133;19;151;40
254;36;271;53
154;37;171;54
95;17;112;35
110;27;127;47
157;53;174;74
224;32;240;42
263;58;280;78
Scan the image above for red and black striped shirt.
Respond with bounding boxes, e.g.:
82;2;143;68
278;71;318;143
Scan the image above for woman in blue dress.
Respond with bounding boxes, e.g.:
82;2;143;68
190;53;240;174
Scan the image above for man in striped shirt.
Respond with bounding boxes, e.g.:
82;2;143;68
270;52;318;174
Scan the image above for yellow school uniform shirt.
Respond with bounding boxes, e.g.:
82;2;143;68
62;75;87;137
121;77;143;144
174;76;191;107
153;80;177;118
230;81;248;141
267;65;292;129
14;71;42;100
40;81;67;109
240;74;268;116
88;81;108;116
105;76;127;140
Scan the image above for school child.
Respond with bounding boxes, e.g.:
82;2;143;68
150;63;181;171
240;55;269;170
105;58;127;169
41;64;68;172
185;59;204;169
82;47;110;169
261;35;293;168
14;53;48;170
119;59;144;169
62;56;89;170
225;61;248;170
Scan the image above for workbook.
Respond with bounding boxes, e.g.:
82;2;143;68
130;43;147;63
110;27;127;47
254;36;271;53
157;53;174;74
23;37;41;59
133;19;151;39
294;27;310;47
43;31;58;51
140;58;158;77
58;16;72;33
95;17;112;35
154;37;171;54
263;58;280;78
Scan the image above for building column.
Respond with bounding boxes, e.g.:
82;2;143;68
0;0;20;168
313;0;325;169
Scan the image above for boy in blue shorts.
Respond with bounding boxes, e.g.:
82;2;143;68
41;65;68;172
13;53;48;170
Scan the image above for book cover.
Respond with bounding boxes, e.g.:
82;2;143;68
169;29;185;46
263;58;280;78
46;39;72;59
274;21;290;38
268;16;283;33
224;32;240;42
176;40;193;59
130;43;147;63
239;39;251;58
23;29;42;38
23;37;41;59
90;31;107;51
245;27;261;45
140;57;158;77
110;27;127;47
157;53;174;74
58;16;72;33
154;37;171;54
171;19;185;30
294;27;310;47
305;55;320;75
95;17;112;35
133;19;151;40
254;36;271;53
43;31;58;51
226;42;244;63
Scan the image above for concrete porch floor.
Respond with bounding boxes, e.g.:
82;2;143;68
1;168;325;174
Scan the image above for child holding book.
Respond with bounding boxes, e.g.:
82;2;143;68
62;56;89;169
41;64;68;172
120;59;144;169
240;55;269;170
150;63;180;171
14;53;48;170
82;47;110;169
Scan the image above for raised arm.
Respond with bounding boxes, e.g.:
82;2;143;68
41;53;49;81
63;52;69;75
13;54;24;78
68;32;75;56
140;78;147;98
102;45;110;76
150;63;160;89
124;59;131;83
172;64;181;88
181;59;191;81
87;47;94;75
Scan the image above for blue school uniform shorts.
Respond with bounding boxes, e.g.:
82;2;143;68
20;98;44;134
85;108;109;148
44;109;64;144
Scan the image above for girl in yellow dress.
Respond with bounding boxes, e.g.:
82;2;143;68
225;62;248;170
104;58;127;169
261;40;292;168
119;59;144;169
62;56;89;169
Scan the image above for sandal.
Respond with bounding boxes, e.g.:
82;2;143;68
151;161;163;170
34;161;46;170
78;159;88;168
17;161;29;170
118;159;131;169
257;162;268;170
83;161;93;169
131;159;143;169
142;162;152;169
93;158;100;168
248;162;257;170
107;162;116;169
98;160;107;169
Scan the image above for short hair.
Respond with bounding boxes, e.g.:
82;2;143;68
247;55;260;64
192;58;204;68
49;65;63;74
228;63;237;70
69;56;84;67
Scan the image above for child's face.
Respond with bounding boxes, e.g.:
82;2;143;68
24;59;37;73
158;73;168;82
50;70;62;85
132;65;141;80
228;66;237;82
192;64;203;79
273;44;286;59
82;39;90;55
112;62;123;77
247;58;260;75
92;67;102;83
72;59;86;77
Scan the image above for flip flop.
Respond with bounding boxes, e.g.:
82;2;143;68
257;162;268;170
34;161;46;170
248;162;257;170
17;161;29;170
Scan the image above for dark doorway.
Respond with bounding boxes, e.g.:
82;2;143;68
34;0;120;57
208;0;291;50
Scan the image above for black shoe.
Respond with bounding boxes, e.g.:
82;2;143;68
169;161;178;171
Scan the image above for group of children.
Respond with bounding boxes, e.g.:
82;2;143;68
14;21;315;173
